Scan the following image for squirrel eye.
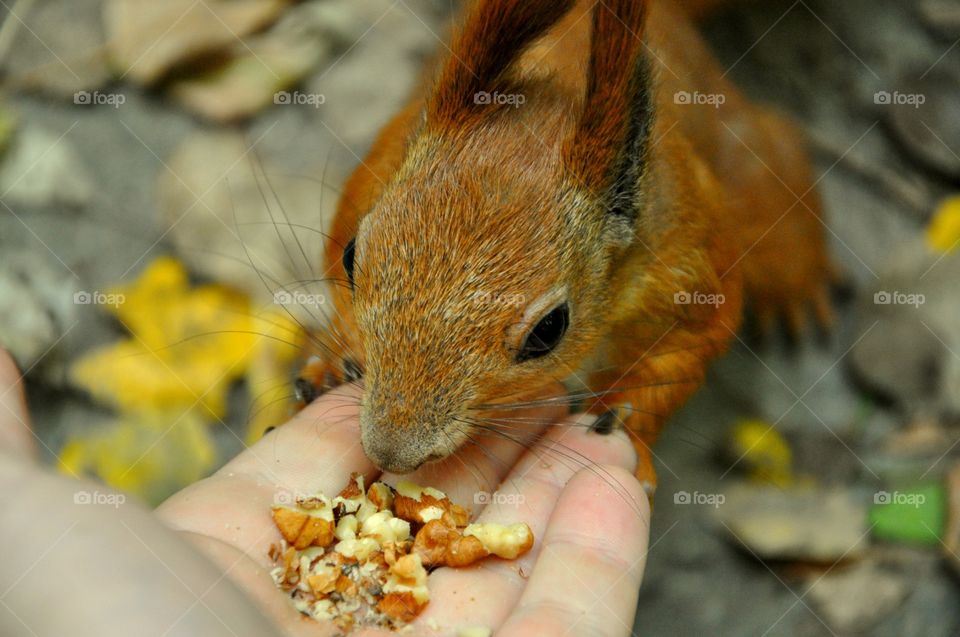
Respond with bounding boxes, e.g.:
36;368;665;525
342;238;356;288
517;302;569;363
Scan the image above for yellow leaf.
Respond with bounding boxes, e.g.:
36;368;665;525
927;196;960;254
244;309;304;442
66;256;307;498
70;257;287;420
729;419;794;487
58;412;216;505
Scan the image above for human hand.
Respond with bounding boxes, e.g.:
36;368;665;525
0;350;649;637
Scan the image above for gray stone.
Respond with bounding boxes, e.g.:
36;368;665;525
0;125;94;208
716;483;870;563
806;559;911;633
0;248;76;370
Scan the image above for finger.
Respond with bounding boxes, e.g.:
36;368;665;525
414;412;640;631
0;457;285;636
224;383;375;490
378;398;567;513
0;348;35;457
157;384;376;564
497;465;650;637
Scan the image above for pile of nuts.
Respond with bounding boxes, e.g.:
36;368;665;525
268;474;534;632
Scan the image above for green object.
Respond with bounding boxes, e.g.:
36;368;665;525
869;483;946;545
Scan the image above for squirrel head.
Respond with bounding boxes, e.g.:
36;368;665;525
340;0;653;473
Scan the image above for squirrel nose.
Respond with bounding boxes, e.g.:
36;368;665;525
361;431;432;474
376;452;422;474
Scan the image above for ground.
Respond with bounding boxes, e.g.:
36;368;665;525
0;0;958;635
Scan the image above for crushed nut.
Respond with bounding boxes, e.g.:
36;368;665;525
271;495;335;550
377;592;422;623
463;522;534;560
413;520;489;568
392;480;469;527
268;478;533;632
368;481;394;511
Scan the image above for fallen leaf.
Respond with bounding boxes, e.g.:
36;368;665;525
805;560;909;633
170;3;328;122
727;419;794;487
918;0;960;39
0;106;17;155
156;130;331;306
717;484;869;563
104;0;289;85
58;411;217;504
69;256;302;420
886;68;960;180
0;0;113;97
927;195;960;254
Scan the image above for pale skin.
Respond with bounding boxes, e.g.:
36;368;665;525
0;349;649;637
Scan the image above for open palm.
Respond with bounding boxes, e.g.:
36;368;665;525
0;351;648;637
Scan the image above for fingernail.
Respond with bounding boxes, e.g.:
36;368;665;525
590;410;617;435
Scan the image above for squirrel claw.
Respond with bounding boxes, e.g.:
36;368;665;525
587;402;658;495
294;357;353;408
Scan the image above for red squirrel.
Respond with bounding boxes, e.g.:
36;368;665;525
297;0;834;492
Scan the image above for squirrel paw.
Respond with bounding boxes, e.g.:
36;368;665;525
587;403;658;497
294;356;364;407
741;227;841;340
749;269;838;340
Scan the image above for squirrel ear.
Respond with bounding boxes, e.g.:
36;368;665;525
564;0;653;221
426;0;575;130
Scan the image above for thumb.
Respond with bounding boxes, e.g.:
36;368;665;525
0;349;36;458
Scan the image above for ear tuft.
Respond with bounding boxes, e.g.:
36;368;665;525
426;0;576;129
564;1;653;221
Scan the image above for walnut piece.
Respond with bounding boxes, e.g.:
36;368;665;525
377;592;422;623
267;478;534;632
384;553;429;605
272;505;335;550
393;480;469;526
463;522;534;560
413;520;489;568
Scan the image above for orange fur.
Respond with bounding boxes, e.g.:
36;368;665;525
301;0;833;490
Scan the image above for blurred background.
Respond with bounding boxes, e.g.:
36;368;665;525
0;0;958;634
